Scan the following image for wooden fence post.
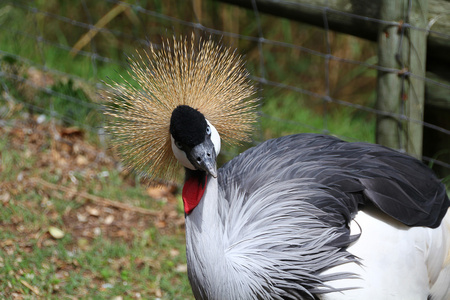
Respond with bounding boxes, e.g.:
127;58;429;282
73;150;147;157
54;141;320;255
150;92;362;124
405;0;428;158
376;0;405;151
376;0;428;158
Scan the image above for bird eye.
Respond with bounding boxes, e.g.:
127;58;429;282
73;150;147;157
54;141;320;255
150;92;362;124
175;141;183;149
206;126;211;135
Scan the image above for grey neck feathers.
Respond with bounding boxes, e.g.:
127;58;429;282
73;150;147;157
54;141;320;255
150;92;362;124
184;176;359;300
184;176;228;299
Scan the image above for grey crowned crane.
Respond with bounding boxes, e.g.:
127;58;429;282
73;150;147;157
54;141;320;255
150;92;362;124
105;35;450;299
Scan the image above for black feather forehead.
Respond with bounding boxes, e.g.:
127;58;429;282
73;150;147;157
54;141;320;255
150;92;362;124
170;105;207;147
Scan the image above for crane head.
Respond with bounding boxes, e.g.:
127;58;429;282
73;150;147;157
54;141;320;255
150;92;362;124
104;34;258;182
170;105;220;178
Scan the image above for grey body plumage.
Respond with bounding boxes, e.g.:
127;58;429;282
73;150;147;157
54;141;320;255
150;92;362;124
184;133;449;299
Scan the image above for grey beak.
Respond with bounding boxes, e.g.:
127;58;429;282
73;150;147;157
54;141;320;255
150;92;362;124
189;139;218;178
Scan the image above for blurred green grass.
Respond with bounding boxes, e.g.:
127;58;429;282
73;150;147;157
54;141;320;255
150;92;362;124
0;117;193;299
0;0;378;143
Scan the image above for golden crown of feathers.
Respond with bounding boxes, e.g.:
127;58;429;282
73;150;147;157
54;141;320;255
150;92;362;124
104;34;258;181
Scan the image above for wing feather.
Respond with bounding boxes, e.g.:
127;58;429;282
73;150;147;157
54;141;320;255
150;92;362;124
219;133;449;228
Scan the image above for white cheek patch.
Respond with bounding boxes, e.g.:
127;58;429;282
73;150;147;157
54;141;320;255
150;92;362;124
171;136;196;170
206;119;221;156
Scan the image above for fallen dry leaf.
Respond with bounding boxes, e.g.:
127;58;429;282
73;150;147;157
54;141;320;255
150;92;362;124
76;155;88;166
27;67;54;88
48;226;65;239
175;264;187;273
103;215;114;225
155;220;166;229
76;213;88;222
0;192;11;205
86;206;100;216
169;249;180;257
146;184;176;199
93;227;102;236
60;127;84;139
1;239;14;247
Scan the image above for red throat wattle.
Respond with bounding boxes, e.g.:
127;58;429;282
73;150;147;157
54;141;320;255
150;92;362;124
182;176;207;214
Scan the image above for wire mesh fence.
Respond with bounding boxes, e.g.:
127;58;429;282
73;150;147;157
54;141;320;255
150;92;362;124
1;0;449;178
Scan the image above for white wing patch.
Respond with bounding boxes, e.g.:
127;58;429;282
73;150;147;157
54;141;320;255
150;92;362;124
321;207;450;300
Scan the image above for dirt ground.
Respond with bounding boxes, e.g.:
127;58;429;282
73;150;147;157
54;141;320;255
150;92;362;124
0;115;190;298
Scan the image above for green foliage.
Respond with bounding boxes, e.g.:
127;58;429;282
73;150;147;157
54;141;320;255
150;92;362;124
0;117;193;298
50;79;99;126
0;1;378;144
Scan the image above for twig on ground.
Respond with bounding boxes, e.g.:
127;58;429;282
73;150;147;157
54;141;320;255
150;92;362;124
30;177;160;216
18;278;40;296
